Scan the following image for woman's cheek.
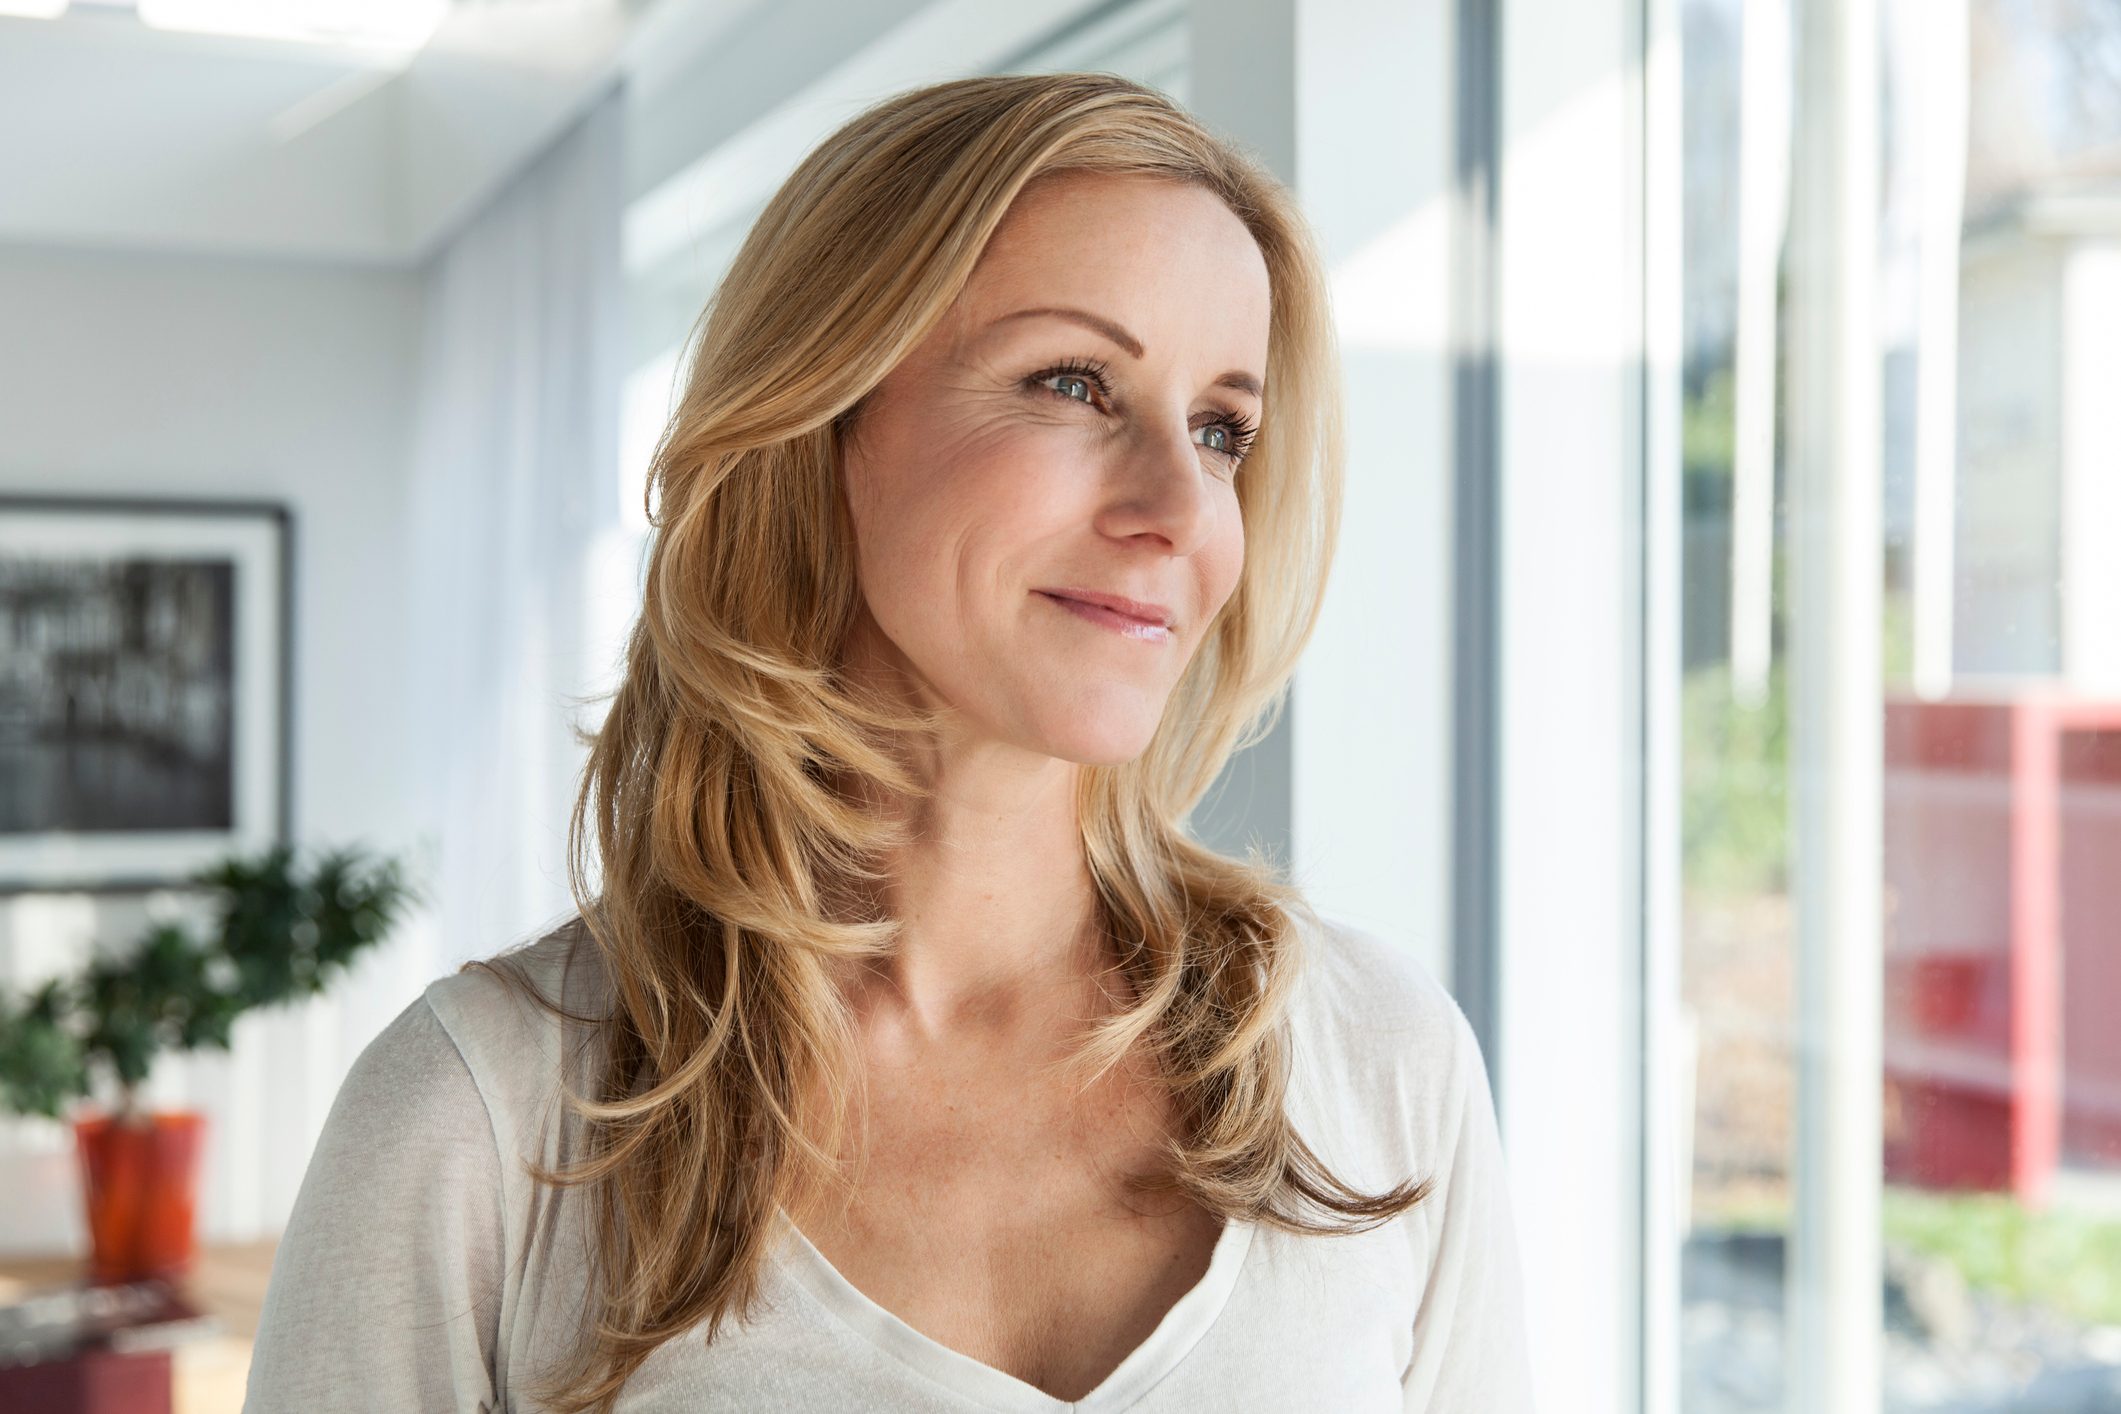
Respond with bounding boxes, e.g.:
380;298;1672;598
986;423;1098;505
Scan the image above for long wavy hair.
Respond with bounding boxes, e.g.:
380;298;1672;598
469;70;1433;1414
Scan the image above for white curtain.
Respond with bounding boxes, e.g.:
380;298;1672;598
395;80;627;987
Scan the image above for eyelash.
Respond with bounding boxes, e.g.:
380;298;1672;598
1026;356;1261;469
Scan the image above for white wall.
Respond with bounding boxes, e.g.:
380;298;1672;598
2062;241;2121;693
1287;0;1457;987
1494;0;1656;1408
1184;0;1458;989
1955;237;2062;676
0;240;430;1250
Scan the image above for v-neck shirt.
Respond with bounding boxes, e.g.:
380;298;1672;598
243;910;1535;1412
770;1204;1256;1412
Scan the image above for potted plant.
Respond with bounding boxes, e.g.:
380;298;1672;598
0;843;416;1285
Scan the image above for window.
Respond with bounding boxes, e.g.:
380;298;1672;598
1674;0;2121;1407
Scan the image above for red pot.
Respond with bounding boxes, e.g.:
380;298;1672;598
72;1109;206;1285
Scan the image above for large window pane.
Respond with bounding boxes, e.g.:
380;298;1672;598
1677;0;2121;1409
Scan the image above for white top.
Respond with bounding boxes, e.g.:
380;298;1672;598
243;911;1535;1412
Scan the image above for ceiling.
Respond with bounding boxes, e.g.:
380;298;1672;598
0;0;753;266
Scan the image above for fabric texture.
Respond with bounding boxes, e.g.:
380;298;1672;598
242;910;1535;1413
397;72;627;987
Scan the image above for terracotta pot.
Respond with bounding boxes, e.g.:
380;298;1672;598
72;1109;207;1285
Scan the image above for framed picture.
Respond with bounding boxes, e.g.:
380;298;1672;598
0;495;293;894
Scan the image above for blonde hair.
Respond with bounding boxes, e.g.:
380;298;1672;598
469;70;1431;1413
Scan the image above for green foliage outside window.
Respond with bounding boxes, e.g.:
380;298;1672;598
1682;660;1790;898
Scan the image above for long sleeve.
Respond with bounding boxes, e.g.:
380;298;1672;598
1400;1006;1536;1412
243;994;506;1413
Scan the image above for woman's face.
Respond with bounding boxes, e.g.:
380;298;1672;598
839;170;1270;767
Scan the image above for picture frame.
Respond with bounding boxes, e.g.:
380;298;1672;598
0;495;294;894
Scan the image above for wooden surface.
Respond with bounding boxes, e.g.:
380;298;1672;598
0;1240;280;1414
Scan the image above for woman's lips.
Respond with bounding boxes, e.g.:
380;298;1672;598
1036;591;1174;643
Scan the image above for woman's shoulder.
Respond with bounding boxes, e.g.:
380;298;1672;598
418;912;613;1128
1281;912;1533;1406
425;909;601;1019
1281;908;1488;1159
1287;909;1475;1065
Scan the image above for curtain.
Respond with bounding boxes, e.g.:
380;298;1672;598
395;80;627;987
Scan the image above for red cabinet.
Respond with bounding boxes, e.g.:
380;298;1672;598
1883;692;2121;1206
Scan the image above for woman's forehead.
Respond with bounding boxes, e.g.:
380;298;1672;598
979;172;1259;277
954;175;1271;351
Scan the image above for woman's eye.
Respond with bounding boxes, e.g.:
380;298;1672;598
1194;417;1258;469
1042;372;1098;405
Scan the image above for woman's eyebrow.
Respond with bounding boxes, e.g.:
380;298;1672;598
989;305;1264;398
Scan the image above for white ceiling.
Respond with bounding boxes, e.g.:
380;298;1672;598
0;0;740;266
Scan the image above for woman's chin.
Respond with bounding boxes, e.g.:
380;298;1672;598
1032;717;1165;768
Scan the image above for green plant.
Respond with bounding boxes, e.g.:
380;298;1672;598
1682;657;1791;897
1682;362;1737;495
0;844;418;1121
1883;1186;2121;1328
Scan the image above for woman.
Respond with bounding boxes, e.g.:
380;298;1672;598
245;72;1533;1413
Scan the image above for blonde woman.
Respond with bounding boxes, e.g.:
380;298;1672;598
245;72;1533;1414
